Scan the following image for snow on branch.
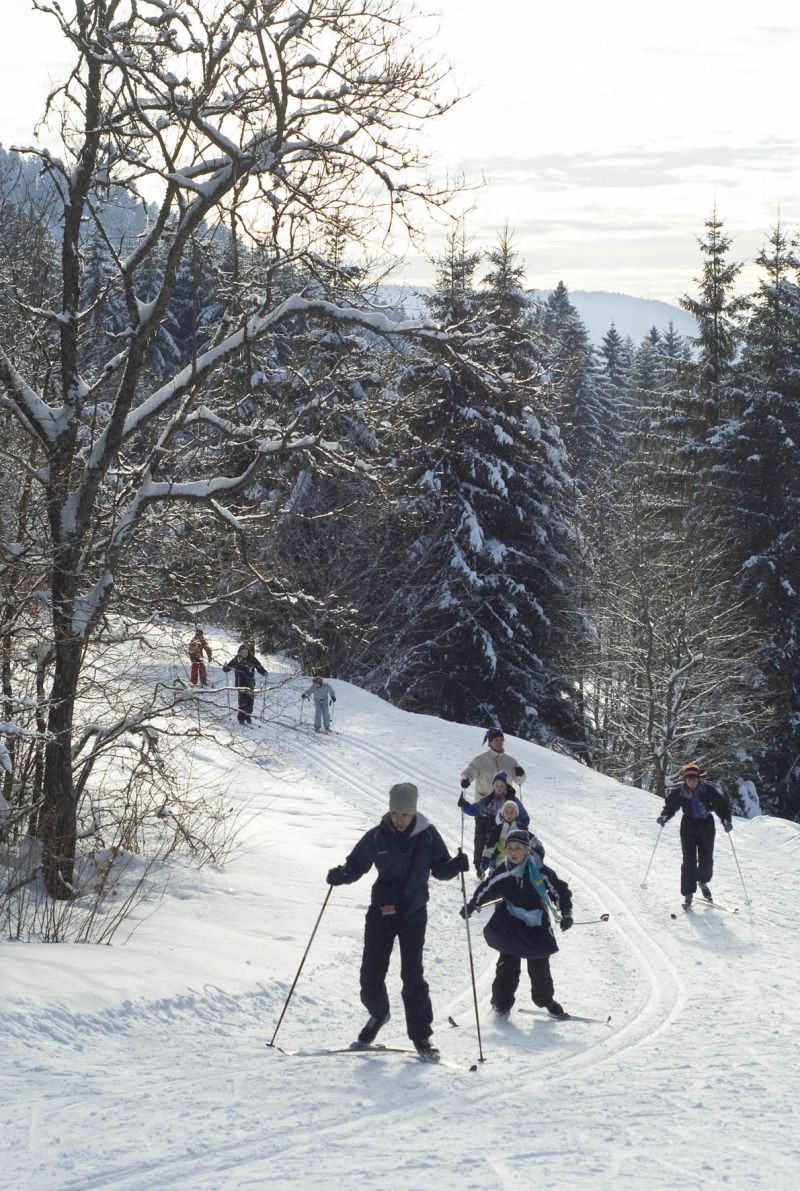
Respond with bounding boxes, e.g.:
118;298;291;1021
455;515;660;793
0;347;64;445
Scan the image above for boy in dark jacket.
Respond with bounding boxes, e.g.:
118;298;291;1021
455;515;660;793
463;829;573;1019
327;781;469;1061
657;761;733;908
222;644;267;725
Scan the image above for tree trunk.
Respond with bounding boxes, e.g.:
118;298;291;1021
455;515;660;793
41;639;81;899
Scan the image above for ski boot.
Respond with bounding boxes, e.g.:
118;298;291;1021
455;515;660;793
682;895;693;909
414;1040;440;1063
699;883;712;901
546;1000;569;1019
356;1011;390;1046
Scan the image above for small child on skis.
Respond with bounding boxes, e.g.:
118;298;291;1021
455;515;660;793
480;799;528;875
187;629;212;686
458;772;529;874
302;675;336;733
462;828;573;1019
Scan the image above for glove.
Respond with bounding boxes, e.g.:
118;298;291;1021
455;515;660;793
514;766;525;777
457;792;467;808
326;865;348;886
656;815;667;827
460;777;471;789
330;696;336;703
723;820;733;833
459;900;477;920
454;849;469;873
222;665;230;673
301;693;309;700
559;915;574;932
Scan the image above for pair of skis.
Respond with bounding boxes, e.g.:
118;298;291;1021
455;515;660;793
671;895;739;918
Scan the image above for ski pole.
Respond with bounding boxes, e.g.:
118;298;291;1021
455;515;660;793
300;695;307;726
726;829;752;905
459;868;485;1065
268;886;333;1049
640;826;663;889
572;913;610;926
226;670;231;714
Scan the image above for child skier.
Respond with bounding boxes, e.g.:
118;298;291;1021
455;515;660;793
481;799;529;874
460;729;526;874
301;676;337;733
187;629;212;686
222;644;267;726
657;761;733;908
458;772;529;874
326;781;469;1062
462;828;573;1019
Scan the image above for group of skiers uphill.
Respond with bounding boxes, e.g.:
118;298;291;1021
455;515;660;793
325;728;734;1063
185;631;335;730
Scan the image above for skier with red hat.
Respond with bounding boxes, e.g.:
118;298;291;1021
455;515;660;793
657;762;733;908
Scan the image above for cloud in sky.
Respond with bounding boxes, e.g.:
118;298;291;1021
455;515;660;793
1;0;799;302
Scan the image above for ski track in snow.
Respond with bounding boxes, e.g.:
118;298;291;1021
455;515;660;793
4;648;800;1190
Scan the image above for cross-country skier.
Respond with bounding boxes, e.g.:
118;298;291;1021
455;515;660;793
458;772;530;873
301;676;336;733
326;781;469;1062
462;828;573;1019
222;644;267;726
459;735;527;875
187;628;212;686
657;761;733;908
480;799;529;875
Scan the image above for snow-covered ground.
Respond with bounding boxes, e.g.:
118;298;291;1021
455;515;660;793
3;631;800;1190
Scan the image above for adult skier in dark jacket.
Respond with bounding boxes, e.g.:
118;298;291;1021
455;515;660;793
222;644;267;725
463;829;573;1018
327;782;468;1061
657;761;732;908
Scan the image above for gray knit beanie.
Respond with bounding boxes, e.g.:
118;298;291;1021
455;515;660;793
389;782;418;814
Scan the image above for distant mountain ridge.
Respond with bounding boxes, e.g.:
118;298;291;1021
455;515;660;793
377;283;697;346
532;289;697;347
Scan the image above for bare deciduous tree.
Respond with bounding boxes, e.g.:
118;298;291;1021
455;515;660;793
0;0;456;896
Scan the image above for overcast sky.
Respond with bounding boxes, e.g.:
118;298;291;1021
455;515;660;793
2;0;799;302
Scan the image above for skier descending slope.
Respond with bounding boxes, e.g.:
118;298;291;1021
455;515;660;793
301;675;336;733
222;644;267;726
462;829;573;1020
460;728;526;875
326;782;469;1062
657;762;733;909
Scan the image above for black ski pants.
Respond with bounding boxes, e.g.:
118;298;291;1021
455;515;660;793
491;952;554;1013
360;907;432;1043
237;686;255;724
473;814;489;873
679;816;715;896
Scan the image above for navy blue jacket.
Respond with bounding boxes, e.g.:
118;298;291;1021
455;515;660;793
222;653;267;687
337;813;463;918
470;855;571;960
662;780;731;826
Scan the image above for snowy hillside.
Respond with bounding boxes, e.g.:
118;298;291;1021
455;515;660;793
4;630;799;1190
